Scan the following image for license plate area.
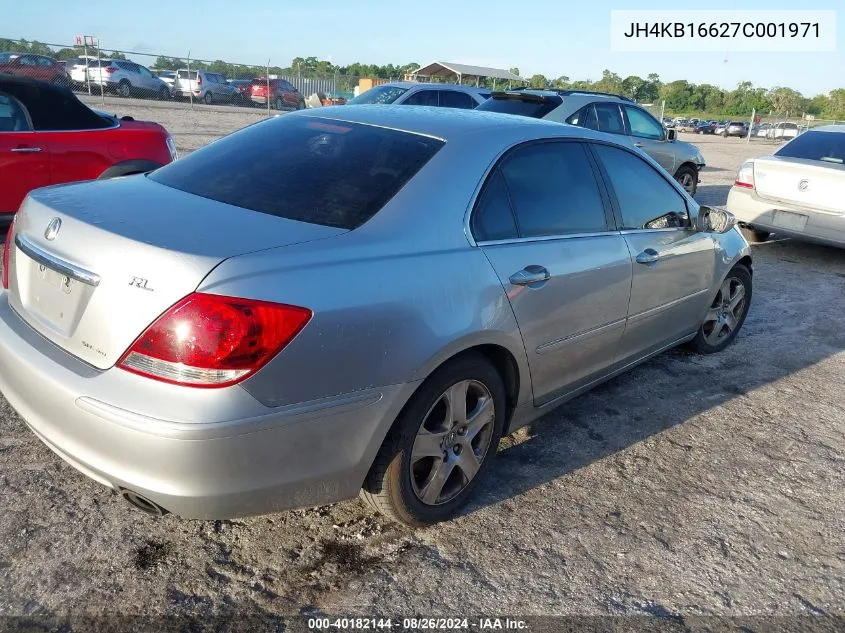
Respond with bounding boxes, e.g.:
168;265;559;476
773;210;809;231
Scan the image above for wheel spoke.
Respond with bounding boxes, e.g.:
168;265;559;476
412;430;446;461
704;322;724;345
703;308;720;325
445;381;469;427
419;459;454;504
728;284;746;311
454;449;480;483
724;311;738;331
720;278;732;302
464;397;494;444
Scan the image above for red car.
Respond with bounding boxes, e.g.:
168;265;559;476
0;76;176;216
1;52;69;86
249;77;305;111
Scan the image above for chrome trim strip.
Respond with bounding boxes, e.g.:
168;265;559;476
477;231;621;247
536;318;626;355
619;227;695;235
14;234;101;287
626;288;709;324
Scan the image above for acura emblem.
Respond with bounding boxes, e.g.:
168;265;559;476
44;217;62;241
798;179;809;192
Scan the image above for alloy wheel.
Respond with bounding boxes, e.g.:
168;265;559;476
410;379;495;506
701;276;747;346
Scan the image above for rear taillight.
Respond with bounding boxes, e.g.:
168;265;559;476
105;67;117;74
2;215;14;290
196;75;202;85
117;293;311;388
734;161;755;189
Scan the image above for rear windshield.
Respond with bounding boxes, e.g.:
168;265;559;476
177;70;198;79
148;116;444;229
774;131;845;164
475;94;561;118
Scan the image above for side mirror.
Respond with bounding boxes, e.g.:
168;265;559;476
696;206;736;233
666;129;677;141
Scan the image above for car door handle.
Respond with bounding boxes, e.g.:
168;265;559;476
11;146;42;153
633;142;644;148
509;265;550;286
635;248;660;264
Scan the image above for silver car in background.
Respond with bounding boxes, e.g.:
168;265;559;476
0;106;752;526
87;59;171;100
346;81;490;109
172;69;238;104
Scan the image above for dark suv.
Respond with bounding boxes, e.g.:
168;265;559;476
476;89;706;196
250;78;304;110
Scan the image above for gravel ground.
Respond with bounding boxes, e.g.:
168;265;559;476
1;106;843;631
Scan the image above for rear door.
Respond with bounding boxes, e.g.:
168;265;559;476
0;92;49;214
589;142;716;361
473;140;632;405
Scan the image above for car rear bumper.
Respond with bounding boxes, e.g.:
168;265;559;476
726;186;845;248
250;96;269;105
0;293;411;519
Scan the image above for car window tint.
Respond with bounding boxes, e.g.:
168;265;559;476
18;56;37;66
594;103;625;135
567;104;598;130
440;90;475;109
0;93;30;132
592;144;689;230
774;131;845;164
475;94;561;118
38;57;53;67
472;172;518;241
403;90;439;106
499;142;607;237
149;117;444;230
625;106;664;140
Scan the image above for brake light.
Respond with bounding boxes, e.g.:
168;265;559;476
117;293;311;388
196;75;202;85
2;215;14;290
734;161;755;189
105;67;117;74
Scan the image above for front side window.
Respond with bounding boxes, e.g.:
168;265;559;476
0;92;31;132
591;144;689;230
624;106;664;140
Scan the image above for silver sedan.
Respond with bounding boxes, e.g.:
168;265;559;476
0;106;753;526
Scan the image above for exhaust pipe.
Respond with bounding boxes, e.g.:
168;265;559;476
119;488;169;517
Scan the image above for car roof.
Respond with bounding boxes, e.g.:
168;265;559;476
375;81;490;94
805;124;845;133
292;104;612;142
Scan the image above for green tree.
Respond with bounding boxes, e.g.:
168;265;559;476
593;69;622;94
767;86;807;115
527;73;548;88
660;80;693;111
621;75;645;101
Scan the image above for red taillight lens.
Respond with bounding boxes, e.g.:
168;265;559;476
734;161;755;189
105;67;117;74
117;293;311;388
2;216;15;290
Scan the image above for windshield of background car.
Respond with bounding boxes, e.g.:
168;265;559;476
148;116;445;229
774;131;845;164
475;94;560;118
346;85;409;104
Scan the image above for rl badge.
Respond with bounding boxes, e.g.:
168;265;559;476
44;217;62;241
129;277;154;291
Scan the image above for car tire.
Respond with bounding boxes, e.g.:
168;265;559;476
674;164;698;197
274;96;284;111
739;225;771;243
687;264;752;355
361;353;506;527
158;86;170;101
118;80;132;98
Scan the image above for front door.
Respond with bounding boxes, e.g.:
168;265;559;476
0;93;49;214
589;142;716;361
622;105;676;174
472;140;633;405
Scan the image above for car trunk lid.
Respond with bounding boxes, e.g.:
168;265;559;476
5;176;346;369
753;156;845;214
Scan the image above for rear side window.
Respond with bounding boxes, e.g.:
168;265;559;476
475;94;561;118
593;103;625;135
472;172;518;241
567;104;598;130
403;90;439;106
591;144;689;230
149;117;444;230
440;90;475;109
774;131;845;164
0;93;30;132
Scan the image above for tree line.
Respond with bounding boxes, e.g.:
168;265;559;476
3;39;843;119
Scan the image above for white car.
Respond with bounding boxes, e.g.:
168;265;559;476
67;56;99;87
768;122;799;140
754;123;772;138
727;125;845;248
